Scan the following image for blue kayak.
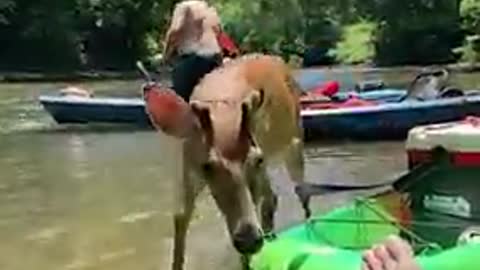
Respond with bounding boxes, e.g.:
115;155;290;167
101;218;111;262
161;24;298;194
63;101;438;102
38;95;151;127
302;94;480;140
38;88;405;129
39;89;480;140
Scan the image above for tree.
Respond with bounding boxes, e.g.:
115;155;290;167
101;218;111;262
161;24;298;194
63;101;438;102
374;0;463;65
455;0;480;63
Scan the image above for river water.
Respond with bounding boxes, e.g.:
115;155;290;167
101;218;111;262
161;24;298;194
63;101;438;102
0;69;479;270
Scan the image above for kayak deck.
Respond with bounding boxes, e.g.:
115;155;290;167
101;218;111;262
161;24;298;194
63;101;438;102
250;191;480;270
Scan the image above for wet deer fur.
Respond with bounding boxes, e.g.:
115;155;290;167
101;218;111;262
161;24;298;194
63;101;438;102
148;53;309;270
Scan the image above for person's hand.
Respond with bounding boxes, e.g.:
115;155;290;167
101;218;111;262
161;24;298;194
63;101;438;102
361;235;420;270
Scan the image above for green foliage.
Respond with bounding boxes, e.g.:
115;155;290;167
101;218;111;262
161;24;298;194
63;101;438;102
456;0;480;64
0;0;172;71
0;0;478;70
332;21;376;64
454;35;480;63
0;0;15;25
374;0;462;66
216;0;343;64
0;0;81;70
74;0;172;69
216;0;306;58
461;0;480;33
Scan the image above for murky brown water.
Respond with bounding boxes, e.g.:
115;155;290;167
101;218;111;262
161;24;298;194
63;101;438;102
0;69;479;270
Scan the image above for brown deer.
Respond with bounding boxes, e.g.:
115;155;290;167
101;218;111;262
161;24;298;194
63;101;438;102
142;53;310;270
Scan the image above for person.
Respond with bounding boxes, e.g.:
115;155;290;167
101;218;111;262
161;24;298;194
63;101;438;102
59;85;93;98
361;235;421;270
404;68;449;101
162;0;239;101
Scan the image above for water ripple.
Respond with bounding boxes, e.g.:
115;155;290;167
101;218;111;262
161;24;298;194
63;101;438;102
25;226;67;243
118;210;159;224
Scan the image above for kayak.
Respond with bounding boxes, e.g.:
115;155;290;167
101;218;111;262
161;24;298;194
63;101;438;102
38;88;406;128
250;191;480;270
251;117;480;270
302;94;480;140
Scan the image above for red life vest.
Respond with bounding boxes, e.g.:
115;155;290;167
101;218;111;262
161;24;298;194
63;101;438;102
216;30;239;57
312;80;340;97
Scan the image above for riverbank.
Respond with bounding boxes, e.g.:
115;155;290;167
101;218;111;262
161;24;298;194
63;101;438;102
0;65;172;83
0;70;143;83
1;62;479;83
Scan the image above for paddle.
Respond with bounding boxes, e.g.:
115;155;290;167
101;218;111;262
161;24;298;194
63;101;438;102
136;60;165;99
295;157;440;199
136;61;155;83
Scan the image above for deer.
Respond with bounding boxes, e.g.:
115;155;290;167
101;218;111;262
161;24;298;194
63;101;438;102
141;53;311;270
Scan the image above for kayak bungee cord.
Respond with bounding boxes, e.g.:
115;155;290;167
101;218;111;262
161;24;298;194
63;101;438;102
301;198;444;253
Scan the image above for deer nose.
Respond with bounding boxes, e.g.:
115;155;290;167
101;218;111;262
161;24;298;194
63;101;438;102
232;224;264;254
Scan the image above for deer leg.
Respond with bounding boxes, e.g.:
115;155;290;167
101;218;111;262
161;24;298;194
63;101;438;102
172;203;194;270
257;166;277;233
261;188;278;234
241;254;252;270
172;153;204;270
285;137;311;219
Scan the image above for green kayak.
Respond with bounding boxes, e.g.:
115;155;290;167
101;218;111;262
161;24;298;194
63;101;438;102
250;191;480;270
252;118;480;270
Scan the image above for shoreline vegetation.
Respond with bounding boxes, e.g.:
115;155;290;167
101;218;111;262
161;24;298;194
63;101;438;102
1;0;480;84
2;62;480;83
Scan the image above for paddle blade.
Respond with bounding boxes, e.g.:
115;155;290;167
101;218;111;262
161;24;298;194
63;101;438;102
143;83;195;138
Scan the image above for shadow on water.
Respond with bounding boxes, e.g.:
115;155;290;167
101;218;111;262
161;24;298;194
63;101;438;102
0;69;479;270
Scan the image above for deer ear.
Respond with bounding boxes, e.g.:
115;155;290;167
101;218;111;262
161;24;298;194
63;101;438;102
240;89;264;151
190;101;213;146
241;89;264;126
143;86;197;138
242;89;264;113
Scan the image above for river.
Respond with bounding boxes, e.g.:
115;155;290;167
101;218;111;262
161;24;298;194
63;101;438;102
0;69;479;270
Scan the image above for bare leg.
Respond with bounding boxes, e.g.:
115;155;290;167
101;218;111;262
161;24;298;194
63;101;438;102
362;235;420;270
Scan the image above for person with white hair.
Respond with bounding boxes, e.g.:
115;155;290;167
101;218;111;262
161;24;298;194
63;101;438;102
162;0;239;101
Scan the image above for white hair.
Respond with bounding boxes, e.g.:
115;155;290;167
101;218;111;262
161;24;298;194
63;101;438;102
164;0;221;58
